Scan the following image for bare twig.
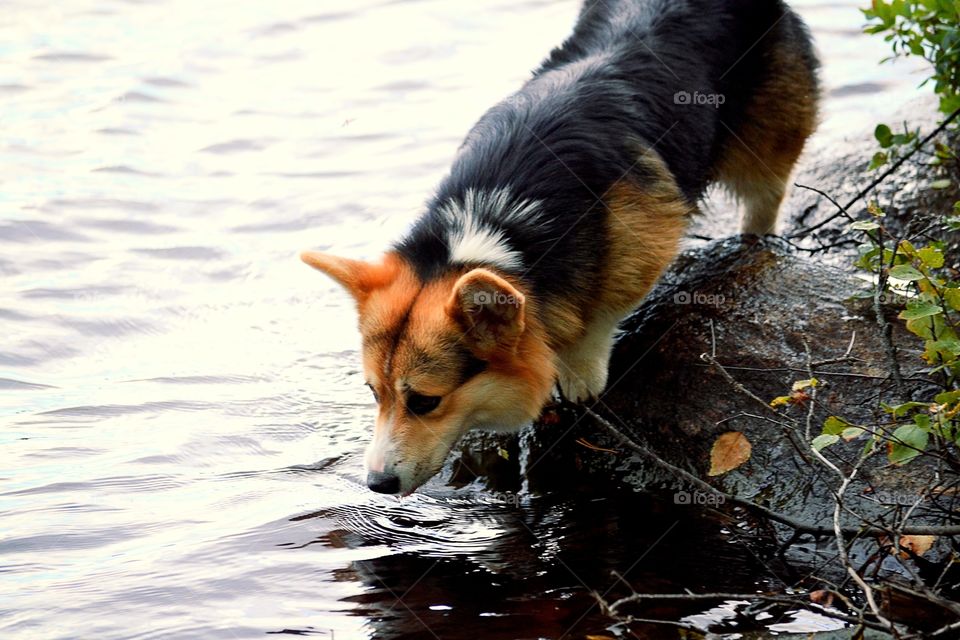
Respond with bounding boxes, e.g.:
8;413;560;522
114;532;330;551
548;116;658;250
700;352;790;418
789;106;960;239
583;406;960;537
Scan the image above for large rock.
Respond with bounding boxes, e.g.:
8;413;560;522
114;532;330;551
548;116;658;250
444;100;959;588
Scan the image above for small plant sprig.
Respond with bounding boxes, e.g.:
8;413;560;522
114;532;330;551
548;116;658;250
864;0;960;116
864;1;960;172
822;207;960;464
807;1;960;466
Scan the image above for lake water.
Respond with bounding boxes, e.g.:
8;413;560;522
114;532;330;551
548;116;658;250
2;1;928;638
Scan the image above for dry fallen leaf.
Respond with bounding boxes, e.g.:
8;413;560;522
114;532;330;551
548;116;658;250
708;431;752;476
810;589;835;607
897;535;936;558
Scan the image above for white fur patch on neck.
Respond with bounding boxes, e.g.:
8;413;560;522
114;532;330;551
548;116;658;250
449;217;521;270
437;188;541;271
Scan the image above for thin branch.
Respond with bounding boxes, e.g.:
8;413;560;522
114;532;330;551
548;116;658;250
789;106;960;239
583;406;960;537
700;352;791;419
801;341;893;629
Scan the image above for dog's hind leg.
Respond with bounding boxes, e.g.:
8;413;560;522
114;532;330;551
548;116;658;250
713;13;820;236
729;170;792;236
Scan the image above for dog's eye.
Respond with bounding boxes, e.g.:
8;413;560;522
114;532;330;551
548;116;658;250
407;393;441;416
365;383;380;404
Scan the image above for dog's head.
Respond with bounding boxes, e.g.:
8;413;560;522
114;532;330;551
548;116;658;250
302;251;555;495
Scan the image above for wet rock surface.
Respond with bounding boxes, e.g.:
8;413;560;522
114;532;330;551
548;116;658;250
507;236;942;525
784;96;960;264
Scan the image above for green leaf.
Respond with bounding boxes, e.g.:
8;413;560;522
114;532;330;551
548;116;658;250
813;434;840;451
882;401;930;417
849;220;881;232
889;264;925;281
906;316;937;340
888;424;930;464
842;426;866;441
898;239;918;257
917;246;945;268
931;179;953;189
899;300;942;320
926;338;960;360
856;246;882;272
875;123;894;147
869;151;889;170
823;416;852;435
941;93;960;116
935;390;960;404
944;288;960;311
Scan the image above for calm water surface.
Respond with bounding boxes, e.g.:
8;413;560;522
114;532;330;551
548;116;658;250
2;1;927;638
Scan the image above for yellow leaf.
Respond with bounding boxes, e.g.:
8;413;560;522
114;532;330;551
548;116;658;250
792;378;820;391
897;535;936;558
770;395;791;407
708;431;752;476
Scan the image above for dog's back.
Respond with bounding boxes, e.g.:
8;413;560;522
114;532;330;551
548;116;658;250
399;0;818;309
537;0;819;201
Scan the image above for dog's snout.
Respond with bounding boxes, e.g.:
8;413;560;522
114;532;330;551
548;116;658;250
366;470;400;495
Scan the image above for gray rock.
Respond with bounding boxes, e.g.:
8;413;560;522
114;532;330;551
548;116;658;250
442;99;959;604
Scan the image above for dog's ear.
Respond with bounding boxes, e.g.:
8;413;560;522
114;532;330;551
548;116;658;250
447;268;526;358
300;251;400;304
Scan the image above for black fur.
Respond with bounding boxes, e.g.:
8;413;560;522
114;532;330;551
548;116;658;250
395;0;817;301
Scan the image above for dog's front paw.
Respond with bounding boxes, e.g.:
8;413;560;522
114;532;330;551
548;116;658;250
556;362;608;404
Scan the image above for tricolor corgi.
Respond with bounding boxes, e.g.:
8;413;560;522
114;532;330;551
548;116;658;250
302;0;819;495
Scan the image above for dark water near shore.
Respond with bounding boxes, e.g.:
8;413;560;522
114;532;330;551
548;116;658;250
2;1;927;638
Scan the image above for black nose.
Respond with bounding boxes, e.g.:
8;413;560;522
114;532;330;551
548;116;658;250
366;470;400;494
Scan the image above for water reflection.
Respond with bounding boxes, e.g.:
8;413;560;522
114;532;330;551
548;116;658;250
305;486;789;639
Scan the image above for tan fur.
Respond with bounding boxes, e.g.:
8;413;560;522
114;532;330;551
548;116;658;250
304;252;555;492
554;150;691;400
712;40;819;235
370;267;555;490
540;298;585;350
596;156;692;314
446;269;526;358
300;251;406;306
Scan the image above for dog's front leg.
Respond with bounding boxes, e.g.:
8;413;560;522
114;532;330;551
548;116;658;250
554;316;620;403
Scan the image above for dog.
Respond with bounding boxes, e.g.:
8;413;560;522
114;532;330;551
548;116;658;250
302;0;819;495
